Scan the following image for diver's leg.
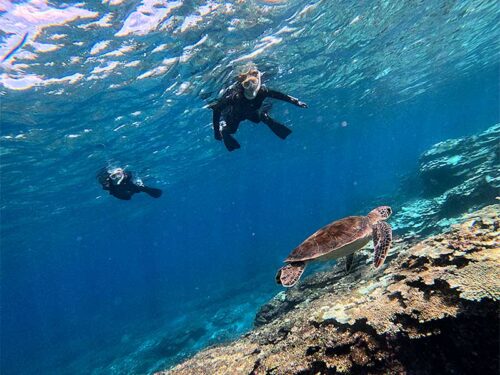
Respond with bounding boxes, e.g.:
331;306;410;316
220;120;241;151
260;112;292;140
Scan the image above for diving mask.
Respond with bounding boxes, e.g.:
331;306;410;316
240;69;261;99
109;168;125;185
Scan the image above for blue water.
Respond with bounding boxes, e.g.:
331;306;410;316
1;1;499;374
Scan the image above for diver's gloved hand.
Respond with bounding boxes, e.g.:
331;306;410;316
291;97;308;108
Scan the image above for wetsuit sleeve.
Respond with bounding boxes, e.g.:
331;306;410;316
265;89;307;108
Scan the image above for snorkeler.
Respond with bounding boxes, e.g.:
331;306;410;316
210;67;308;151
97;167;162;200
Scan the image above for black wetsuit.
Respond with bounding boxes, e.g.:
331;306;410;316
210;83;307;151
98;170;162;200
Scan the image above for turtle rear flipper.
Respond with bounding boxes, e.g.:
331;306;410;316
372;222;392;268
276;262;305;287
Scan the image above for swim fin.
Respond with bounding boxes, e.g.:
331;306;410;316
267;121;292;139
222;134;241;151
261;113;292;139
141;186;163;198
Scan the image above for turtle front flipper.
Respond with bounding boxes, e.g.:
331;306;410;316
276;262;306;287
372;222;392;268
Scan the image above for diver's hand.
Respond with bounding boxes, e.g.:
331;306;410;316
291;97;307;108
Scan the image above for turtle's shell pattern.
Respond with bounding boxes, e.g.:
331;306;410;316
285;216;371;262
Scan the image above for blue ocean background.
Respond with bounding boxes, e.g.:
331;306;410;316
1;1;499;374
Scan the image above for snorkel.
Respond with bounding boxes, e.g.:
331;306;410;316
109;168;125;185
239;69;262;100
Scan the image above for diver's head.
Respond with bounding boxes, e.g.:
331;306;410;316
238;68;262;100
109;168;125;185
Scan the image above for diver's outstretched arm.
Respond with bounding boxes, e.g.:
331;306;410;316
266;89;308;108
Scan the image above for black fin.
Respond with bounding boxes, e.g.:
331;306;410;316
345;254;354;273
222;134;241;151
141;186;162;198
261;115;292;139
267;121;292;139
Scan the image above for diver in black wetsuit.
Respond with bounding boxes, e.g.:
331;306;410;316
97;167;162;200
210;67;308;151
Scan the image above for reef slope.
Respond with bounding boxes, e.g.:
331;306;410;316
159;204;499;375
392;124;499;237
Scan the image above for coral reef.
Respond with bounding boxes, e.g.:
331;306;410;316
158;205;499;375
391;124;499;237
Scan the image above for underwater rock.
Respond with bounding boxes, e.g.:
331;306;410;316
391;124;499;236
419;124;499;196
158;205;499;374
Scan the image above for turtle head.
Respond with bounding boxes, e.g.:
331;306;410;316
368;206;392;223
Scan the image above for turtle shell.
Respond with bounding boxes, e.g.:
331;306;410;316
285;216;371;262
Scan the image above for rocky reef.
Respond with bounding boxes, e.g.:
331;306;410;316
158;204;499;375
391;124;499;237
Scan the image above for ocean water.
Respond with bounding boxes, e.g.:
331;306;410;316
1;1;499;374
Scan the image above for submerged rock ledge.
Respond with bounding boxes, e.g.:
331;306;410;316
392;124;499;237
159;204;499;374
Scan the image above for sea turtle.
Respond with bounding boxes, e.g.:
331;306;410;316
276;206;393;287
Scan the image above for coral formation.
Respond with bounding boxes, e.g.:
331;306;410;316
158;205;499;375
391;124;499;236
